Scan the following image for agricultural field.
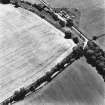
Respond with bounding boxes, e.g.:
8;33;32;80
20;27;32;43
0;4;75;103
14;58;105;105
0;0;105;105
49;0;105;50
25;0;105;49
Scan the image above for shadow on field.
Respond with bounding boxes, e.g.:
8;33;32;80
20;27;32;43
20;59;105;105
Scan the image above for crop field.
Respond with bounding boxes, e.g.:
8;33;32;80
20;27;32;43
0;4;76;103
14;58;105;105
0;0;105;105
25;0;105;49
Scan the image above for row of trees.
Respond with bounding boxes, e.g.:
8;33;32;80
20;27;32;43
0;0;75;29
84;41;105;81
2;87;27;105
0;0;10;4
64;31;79;44
2;42;105;105
1;0;104;104
2;45;84;105
1;0;75;32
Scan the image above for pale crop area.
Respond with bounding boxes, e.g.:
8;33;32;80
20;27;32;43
0;0;105;105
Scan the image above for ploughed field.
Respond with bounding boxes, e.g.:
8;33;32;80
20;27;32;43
0;0;105;105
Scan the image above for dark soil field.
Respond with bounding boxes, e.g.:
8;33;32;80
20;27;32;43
30;0;105;49
47;0;105;50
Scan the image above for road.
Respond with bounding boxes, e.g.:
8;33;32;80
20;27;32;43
14;57;105;105
26;0;105;49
